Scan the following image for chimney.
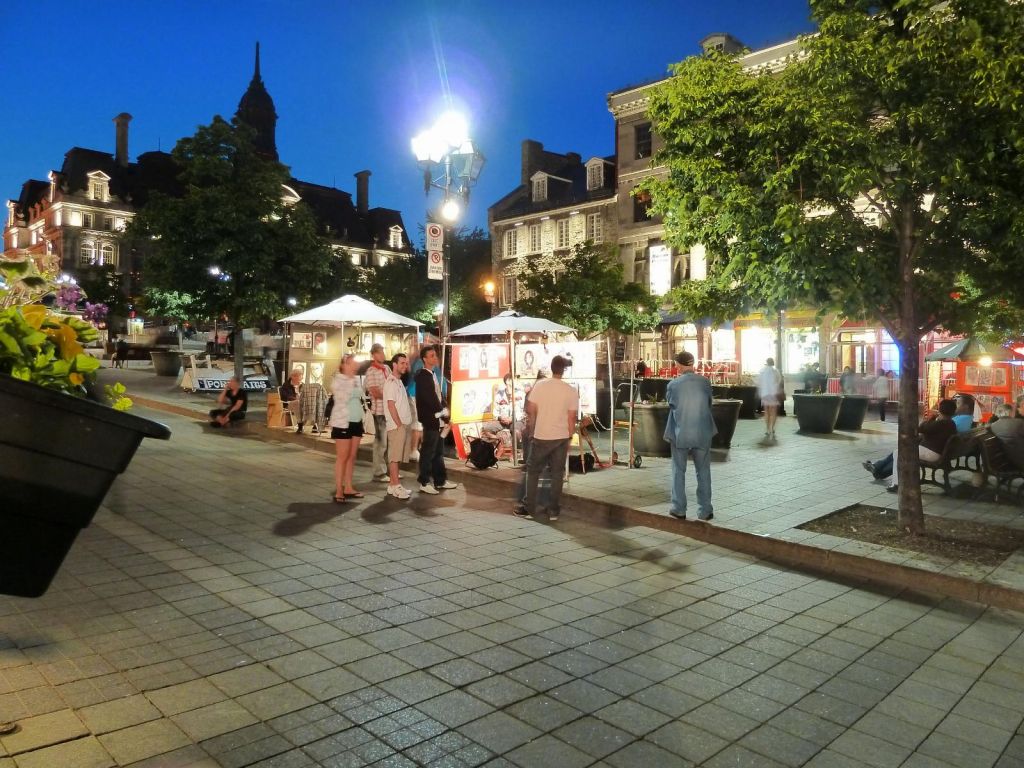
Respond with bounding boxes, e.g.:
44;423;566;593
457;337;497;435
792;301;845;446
521;139;543;185
354;170;371;215
114;112;132;167
566;152;581;166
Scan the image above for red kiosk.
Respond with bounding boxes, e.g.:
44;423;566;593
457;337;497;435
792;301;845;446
924;337;1024;421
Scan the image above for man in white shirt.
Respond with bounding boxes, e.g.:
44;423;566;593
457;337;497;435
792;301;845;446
514;355;579;522
757;358;783;439
383;354;413;500
364;343;391;481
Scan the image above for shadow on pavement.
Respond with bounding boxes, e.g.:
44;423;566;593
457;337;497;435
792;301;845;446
273;502;346;536
794;431;858;441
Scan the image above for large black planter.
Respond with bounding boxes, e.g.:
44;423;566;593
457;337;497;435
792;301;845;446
0;376;171;597
835;394;869;431
711;399;742;449
150;350;182;377
632;402;671;457
793;393;842;434
728;385;759;419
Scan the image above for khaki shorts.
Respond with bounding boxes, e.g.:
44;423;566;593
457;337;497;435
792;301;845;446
387;424;410;463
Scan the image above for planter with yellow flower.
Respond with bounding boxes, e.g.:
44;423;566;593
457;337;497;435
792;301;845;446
0;255;170;597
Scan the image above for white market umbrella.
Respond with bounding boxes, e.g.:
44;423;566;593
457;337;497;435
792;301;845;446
449;310;574;337
280;294;422;328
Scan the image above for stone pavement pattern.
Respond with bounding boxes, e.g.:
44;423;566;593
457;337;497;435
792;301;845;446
4;408;1024;766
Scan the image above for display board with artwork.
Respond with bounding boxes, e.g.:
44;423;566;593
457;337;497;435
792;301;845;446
948;360;1017;421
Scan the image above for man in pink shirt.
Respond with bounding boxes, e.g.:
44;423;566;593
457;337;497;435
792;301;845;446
514;355;579;522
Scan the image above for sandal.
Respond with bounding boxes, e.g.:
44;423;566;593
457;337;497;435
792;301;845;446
331;495;346;503
344;491;365;499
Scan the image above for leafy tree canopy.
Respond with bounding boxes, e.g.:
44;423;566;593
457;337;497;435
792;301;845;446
514;242;661;338
127;117;341;336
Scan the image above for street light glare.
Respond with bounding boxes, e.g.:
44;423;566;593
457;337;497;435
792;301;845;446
441;198;461;222
435;111;468;148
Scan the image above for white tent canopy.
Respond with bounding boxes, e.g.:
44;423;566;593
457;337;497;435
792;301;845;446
280;295;421;328
449;310;573;337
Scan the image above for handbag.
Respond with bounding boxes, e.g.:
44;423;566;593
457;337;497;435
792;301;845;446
362;398;376;435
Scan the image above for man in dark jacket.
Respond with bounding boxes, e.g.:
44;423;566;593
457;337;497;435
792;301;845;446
863;398;957;491
413;346;458;495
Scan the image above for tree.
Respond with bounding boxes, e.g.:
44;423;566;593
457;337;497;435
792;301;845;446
141;288;203;350
643;0;1024;534
358;254;438;324
127;117;337;380
514;242;661;339
76;264;129;328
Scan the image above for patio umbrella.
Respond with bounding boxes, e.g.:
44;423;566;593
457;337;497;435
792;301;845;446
280;294;421;329
448;310;574;337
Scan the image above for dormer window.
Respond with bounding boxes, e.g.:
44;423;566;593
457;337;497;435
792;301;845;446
86;171;111;202
586;160;605;191
388;226;403;250
532;174;547;202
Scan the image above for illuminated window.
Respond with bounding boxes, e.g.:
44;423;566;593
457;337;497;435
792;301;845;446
103;216;114;231
100;243;115;265
388;226;402;249
532;176;547;202
501;275;517;306
86;173;110;201
81;212;94;228
635;123;652;160
504;229;518;258
79;241;97;265
529;225;541;253
586;213;603;243
586;162;603;191
556;219;569;249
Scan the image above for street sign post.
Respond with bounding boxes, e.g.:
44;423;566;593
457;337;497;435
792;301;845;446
426;222;444;281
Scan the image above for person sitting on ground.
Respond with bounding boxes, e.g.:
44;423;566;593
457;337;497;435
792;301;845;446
280;369;305;433
209;377;248;427
862;398;958;491
990;403;1024;470
951;395;976;433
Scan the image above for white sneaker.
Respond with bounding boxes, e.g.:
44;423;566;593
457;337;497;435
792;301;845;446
420;484;439;495
387;485;411;500
374;474;390;483
438;481;458;490
409;450;420;461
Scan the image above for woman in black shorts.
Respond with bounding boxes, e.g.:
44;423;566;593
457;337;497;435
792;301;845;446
329;354;365;502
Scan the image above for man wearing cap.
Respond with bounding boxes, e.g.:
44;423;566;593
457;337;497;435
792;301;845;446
364;343;391;481
664;351;716;521
514;355;578;522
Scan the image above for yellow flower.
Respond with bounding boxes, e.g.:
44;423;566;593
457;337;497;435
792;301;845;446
45;322;84;361
21;304;47;329
69;372;84;386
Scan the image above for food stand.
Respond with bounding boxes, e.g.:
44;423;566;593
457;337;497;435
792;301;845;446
924;337;1024;421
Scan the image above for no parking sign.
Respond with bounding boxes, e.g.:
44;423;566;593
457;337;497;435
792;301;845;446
426;223;444;280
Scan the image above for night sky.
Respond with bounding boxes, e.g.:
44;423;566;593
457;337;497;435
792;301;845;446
0;1;813;238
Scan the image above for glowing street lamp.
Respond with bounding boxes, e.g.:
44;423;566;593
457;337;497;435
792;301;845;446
412;110;485;340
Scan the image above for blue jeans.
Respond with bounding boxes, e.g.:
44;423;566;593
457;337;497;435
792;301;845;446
417;428;447;488
670;444;713;518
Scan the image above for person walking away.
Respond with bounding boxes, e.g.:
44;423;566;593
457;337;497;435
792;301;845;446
872;369;890;421
364;343;391;482
664;351;716;521
757;358;783;438
514;355;578;522
209;377;248;427
329;354;365;502
840;366;855;395
280;369;305;433
414;345;458;495
384;354;413;500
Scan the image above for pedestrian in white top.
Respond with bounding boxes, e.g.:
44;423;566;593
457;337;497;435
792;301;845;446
514;355;579;522
384;354;413;500
872;368;890;421
757;358;783;439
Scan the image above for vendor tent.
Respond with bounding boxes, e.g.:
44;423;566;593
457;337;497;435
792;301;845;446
280;294;421;329
448;310;574;337
925;337;1019;362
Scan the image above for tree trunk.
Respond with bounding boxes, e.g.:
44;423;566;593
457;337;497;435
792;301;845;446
233;326;245;384
896;334;924;534
176;326;184;352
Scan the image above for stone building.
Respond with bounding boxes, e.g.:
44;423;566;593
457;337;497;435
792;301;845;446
3;44;411;295
488;140;617;309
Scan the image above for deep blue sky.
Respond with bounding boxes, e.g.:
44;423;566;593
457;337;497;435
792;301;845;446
0;1;813;237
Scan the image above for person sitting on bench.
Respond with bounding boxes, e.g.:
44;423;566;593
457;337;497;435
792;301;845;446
862;398;957;492
209;377;248;427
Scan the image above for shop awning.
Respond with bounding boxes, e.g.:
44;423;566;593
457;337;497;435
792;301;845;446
924;337;1020;362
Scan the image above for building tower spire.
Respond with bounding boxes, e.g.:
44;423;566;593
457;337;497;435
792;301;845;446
235;41;279;161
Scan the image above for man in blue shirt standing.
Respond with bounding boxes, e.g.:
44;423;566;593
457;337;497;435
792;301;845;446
664;351;717;521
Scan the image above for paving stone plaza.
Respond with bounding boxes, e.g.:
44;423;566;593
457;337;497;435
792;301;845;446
4;384;1024;766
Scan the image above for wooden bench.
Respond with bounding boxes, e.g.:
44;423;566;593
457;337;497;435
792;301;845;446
919;427;985;493
979;432;1024;503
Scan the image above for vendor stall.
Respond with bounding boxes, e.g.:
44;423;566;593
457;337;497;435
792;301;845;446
924;337;1024;421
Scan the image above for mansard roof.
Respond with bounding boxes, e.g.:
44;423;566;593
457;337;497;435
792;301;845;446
490;152;616;221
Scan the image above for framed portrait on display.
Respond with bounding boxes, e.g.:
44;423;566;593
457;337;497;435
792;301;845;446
313;332;328;357
291;332;312;349
309;362;324;386
291;362;307;383
360;332;372;353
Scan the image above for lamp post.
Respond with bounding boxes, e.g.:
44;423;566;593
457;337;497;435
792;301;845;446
411;111;485;341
